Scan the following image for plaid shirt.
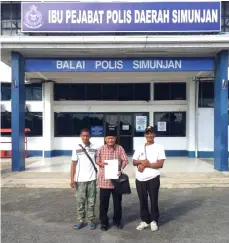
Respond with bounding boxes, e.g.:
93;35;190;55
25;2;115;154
96;144;128;189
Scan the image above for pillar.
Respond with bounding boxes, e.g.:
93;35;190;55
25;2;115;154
187;80;196;157
43;82;54;157
214;50;228;171
11;52;25;171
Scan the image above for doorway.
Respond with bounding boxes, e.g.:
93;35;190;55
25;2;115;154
104;113;148;154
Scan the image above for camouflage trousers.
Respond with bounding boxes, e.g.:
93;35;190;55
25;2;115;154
75;180;97;222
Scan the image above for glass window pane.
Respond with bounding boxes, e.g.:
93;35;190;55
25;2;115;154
87;84;102;100
134;83;150;101
89;113;104;136
154;83;170;100
118;84;134;101
25;112;43;136
70;84;86;100
1;83;11;100
154;112;186;137
170;83;186;100
55;113;73;136
102;84;118;100
198;82;214;107
54;84;71;100
154;112;170;136
72;113;89;135
0;112;11;136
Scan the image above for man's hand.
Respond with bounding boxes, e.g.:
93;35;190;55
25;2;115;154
138;164;145;173
98;162;108;168
70;180;75;188
141;160;150;167
117;171;121;177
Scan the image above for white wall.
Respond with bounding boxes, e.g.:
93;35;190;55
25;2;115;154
198;108;229;151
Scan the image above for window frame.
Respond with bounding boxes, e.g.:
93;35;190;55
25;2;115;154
154;111;186;137
154;82;187;101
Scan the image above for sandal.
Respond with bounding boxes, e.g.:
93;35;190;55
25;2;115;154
73;222;85;230
88;222;96;230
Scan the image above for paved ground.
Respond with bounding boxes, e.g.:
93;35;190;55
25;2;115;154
2;188;229;243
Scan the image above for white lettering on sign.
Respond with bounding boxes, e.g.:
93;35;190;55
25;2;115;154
65;10;104;24
56;61;85;70
106;10;132;24
48;10;64;24
95;60;123;70
133;60;182;70
134;10;170;23
172;9;218;23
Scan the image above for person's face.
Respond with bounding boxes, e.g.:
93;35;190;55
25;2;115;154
80;131;90;144
145;132;156;143
105;136;116;146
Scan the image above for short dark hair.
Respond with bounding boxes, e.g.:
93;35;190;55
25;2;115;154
80;128;90;135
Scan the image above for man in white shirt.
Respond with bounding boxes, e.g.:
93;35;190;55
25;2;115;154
70;128;98;230
132;126;166;232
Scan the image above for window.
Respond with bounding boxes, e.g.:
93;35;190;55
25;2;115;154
1;112;43;136
0;111;11;136
25;112;43;136
0;83;42;101
198;82;214;107
0;83;11;100
72;113;89;135
134;83;150;101
154;83;186;100
1;3;21;35
198;81;229;107
119;84;134;101
102;84;118;100
71;84;86;100
54;83;150;101
55;112;104;137
86;84;102;100
25;84;42;101
154;112;186;137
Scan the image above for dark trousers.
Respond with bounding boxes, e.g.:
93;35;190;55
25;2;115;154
99;188;122;225
136;176;160;224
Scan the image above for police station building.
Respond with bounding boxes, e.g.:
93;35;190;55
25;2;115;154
0;1;229;171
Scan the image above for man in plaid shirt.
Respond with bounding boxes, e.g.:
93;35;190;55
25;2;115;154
96;130;128;231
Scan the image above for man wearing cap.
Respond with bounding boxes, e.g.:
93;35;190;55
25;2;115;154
96;130;128;231
133;126;166;232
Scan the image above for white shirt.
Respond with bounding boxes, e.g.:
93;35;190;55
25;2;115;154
132;143;166;182
72;142;98;182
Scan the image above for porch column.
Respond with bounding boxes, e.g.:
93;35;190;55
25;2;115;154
11;52;25;171
43;82;54;157
187;80;196;157
214;50;228;171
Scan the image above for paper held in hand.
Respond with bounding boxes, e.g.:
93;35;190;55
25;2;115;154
104;159;119;179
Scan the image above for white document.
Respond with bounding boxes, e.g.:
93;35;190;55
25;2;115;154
104;159;119;179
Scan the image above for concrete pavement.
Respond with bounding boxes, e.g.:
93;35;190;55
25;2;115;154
2;188;229;243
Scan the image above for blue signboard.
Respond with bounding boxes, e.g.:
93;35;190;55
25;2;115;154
25;58;214;72
91;126;104;136
21;2;221;32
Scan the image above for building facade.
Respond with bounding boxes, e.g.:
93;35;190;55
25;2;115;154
0;1;228;171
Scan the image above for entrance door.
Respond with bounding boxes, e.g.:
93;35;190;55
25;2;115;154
105;114;133;154
118;114;133;154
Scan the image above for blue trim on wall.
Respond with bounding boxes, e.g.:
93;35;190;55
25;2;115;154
28;151;43;157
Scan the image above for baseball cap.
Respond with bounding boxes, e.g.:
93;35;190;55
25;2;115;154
145;126;157;134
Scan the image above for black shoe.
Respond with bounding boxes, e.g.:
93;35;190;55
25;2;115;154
101;224;109;231
113;221;123;229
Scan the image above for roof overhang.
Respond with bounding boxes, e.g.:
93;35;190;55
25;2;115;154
1;34;229;66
